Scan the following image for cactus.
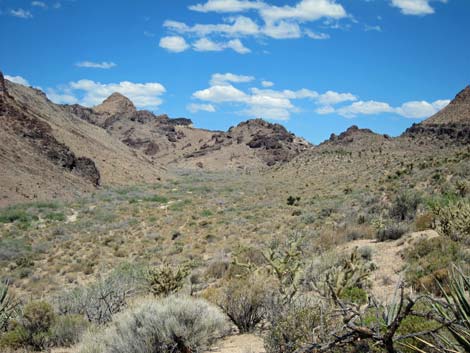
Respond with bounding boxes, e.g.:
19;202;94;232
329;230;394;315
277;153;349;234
432;200;470;242
262;236;304;304
146;263;189;297
322;248;373;299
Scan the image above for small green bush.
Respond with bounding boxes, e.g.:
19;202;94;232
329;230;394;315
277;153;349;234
214;276;269;333
51;314;89;347
264;296;325;353
0;207;35;224
404;237;467;294
390;191;421;221
78;296;228;353
144;195;168;203
376;223;408;242
45;212;66;222
339;286;368;305
414;212;434;231
4;301;57;351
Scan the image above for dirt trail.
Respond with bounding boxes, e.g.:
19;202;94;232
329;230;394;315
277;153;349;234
342;230;439;303
208;334;265;353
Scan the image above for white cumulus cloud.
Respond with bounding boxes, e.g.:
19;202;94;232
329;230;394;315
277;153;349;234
395;100;450;118
31;1;47;8
5;75;30;86
190;0;265;13
159;36;190;53
337;101;395;118
210;73;255;85
187;103;217;113
10;8;33;18
193;38;251;53
75;61;117;69
391;0;447;16
261;80;274;87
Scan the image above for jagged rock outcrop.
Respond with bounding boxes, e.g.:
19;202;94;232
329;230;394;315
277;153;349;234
322;125;390;148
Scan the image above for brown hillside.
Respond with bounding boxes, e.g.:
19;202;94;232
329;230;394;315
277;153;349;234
0;73;163;206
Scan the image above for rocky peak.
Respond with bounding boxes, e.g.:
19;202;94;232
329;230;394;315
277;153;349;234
93;92;136;115
420;85;470;126
453;85;470;104
329;125;376;143
0;71;7;96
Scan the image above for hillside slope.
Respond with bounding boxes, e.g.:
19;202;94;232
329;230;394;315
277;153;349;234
0;73;164;206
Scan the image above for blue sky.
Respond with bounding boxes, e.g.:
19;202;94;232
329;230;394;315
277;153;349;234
1;0;469;143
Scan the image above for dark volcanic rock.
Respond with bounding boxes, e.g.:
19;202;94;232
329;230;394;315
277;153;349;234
405;123;470;144
1;89;101;186
328;125;375;144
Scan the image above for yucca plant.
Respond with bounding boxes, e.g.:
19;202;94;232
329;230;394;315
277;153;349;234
0;280;19;331
404;266;470;353
434;267;470;351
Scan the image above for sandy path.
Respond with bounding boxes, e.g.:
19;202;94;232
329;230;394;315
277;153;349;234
342;230;439;303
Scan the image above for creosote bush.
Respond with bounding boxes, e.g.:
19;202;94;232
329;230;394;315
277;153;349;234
51;314;89;347
78;296;228;353
54;264;144;324
2;301;56;351
376;223;408;242
390;191;421;221
211;275;270;333
264;296;327;353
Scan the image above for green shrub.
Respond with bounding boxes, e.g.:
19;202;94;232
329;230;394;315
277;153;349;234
339;286;368;305
78;296;228;353
143;195;168;203
6;301;56;351
264;296;325;353
0;207;36;224
287;196;300;206
54;264;144;324
404;237;467;294
390;191;421;221
376;223;408;242
414;212;434;231
51;314;89;347
0;238;32;262
44;212;66;222
214;276;269;333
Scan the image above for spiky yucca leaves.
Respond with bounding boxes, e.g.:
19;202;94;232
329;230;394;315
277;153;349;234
403;267;470;353
146;263;190;297
434;267;470;351
0;281;19;332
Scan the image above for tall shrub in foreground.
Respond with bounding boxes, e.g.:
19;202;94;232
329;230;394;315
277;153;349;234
78;296;228;353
